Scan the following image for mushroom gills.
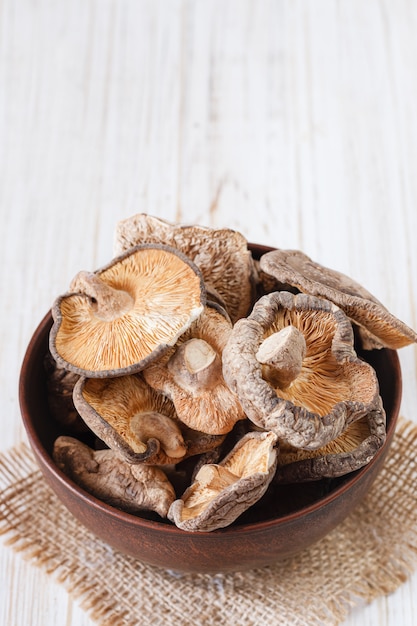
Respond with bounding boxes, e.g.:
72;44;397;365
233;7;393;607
172;431;278;526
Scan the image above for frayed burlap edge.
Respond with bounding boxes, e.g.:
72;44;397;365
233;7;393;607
1;417;417;626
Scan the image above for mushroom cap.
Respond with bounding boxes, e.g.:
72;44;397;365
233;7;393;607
53;436;176;517
168;430;278;532
259;248;417;350
113;213;256;322
275;403;386;481
143;303;246;435
73;374;186;464
50;244;206;377
222;290;382;449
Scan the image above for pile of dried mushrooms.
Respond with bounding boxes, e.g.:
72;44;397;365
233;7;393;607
46;214;417;532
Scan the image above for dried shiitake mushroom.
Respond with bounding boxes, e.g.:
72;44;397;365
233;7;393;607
259;249;417;350
73;374;186;464
113;213;257;322
168;430;278;532
73;374;225;465
144;304;246;435
274;404;386;482
222;291;382;450
50;244;205;378
53;436;176;518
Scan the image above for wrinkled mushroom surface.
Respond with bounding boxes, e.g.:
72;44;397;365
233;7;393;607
168;430;278;532
144;304;246;435
275;402;386;482
50;244;205;378
113;213;256;322
259;249;417;350
53;436;176;518
222;291;382;450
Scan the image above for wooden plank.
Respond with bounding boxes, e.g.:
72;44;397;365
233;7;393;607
0;1;416;624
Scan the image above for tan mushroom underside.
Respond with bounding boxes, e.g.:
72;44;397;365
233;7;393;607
231;299;378;417
51;245;205;376
222;291;381;450
262;308;377;417
168;431;278;531
144;304;246;435
76;375;184;458
74;374;226;464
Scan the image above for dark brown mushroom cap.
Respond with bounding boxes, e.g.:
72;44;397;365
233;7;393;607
50;244;206;378
222;291;382;450
168;430;278;532
53;436;176;517
143;304;246;435
274;402;386;482
113;213;257;322
259;248;417;350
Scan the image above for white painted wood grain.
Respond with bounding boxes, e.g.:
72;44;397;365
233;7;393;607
1;1;416;624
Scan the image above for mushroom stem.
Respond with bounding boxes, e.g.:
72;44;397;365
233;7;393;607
129;411;187;459
256;325;306;389
167;338;222;392
70;271;135;321
195;464;238;490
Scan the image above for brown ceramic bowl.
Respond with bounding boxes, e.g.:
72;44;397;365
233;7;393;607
18;244;402;573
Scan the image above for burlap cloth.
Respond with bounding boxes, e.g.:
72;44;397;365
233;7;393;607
1;417;417;626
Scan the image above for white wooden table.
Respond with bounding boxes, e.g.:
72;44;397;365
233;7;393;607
1;1;416;624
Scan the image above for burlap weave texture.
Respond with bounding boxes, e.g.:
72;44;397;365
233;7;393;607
1;417;417;626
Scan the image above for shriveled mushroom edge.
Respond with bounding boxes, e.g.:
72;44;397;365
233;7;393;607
274;403;387;483
222;291;382;449
72;376;161;464
168;431;278;532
